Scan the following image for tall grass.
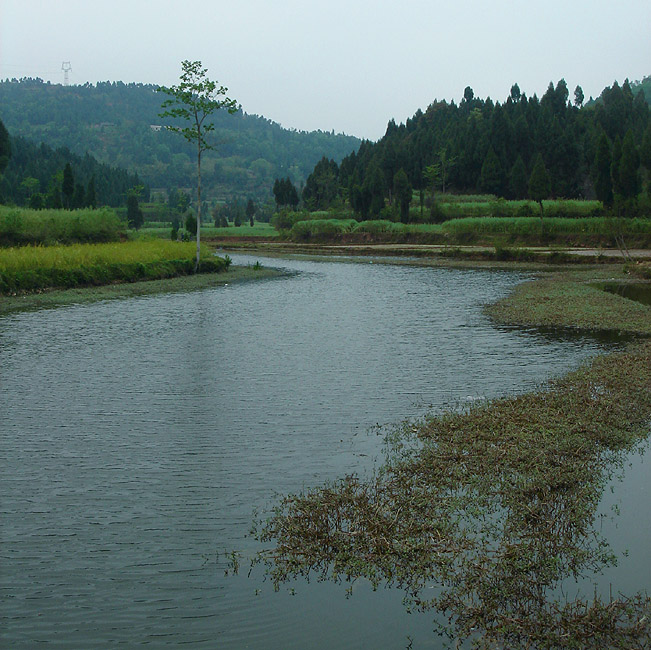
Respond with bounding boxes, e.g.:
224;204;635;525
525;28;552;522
0;240;227;293
432;199;603;220
0;206;124;246
289;219;357;240
438;216;651;237
282;214;650;247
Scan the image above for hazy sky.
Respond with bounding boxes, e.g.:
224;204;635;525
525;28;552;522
1;0;649;140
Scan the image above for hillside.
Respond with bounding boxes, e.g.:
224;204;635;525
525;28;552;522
0;78;360;202
0;135;146;208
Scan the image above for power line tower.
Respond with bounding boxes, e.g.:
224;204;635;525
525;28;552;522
61;61;72;86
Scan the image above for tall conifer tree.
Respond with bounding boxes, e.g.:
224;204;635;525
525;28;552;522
593;132;613;207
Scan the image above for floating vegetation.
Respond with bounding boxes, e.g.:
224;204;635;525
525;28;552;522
486;270;651;337
251;342;651;648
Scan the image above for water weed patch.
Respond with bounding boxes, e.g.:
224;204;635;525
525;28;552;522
252;342;651;649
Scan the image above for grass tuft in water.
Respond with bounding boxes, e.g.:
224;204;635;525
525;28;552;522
252;342;651;648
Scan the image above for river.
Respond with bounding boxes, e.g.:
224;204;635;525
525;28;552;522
1;254;648;648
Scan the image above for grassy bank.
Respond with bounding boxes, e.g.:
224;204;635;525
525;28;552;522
0;263;281;315
0;240;228;294
279;216;651;248
140;222;279;240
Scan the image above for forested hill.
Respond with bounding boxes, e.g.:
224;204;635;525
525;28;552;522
301;78;651;215
0;78;360;201
1;136;146;208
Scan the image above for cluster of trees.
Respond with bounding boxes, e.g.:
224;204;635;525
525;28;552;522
0;78;360;203
211;197;264;227
272;177;299;209
299;78;651;220
0;127;148;209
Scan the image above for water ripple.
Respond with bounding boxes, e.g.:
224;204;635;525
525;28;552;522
0;256;621;648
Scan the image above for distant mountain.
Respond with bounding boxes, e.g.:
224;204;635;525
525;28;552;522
0;78;361;202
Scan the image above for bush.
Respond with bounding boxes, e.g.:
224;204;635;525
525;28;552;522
289;218;357;241
185;214;197;235
353;220;401;235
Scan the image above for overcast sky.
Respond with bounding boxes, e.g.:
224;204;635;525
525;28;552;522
1;0;649;140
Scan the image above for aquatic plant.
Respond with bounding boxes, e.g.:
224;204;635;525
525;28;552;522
252;343;651;648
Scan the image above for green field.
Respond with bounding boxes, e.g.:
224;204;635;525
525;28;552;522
0;206;124;246
140;222;279;239
429;197;603;220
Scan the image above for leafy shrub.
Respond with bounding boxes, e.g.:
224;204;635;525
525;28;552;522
353;220;402;235
289;219;357;241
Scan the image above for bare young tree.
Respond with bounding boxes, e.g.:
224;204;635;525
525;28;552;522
158;61;238;270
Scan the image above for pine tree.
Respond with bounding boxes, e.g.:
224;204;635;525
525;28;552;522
618;129;640;200
641;122;651;171
246;198;256;226
528;153;551;224
0;117;10;176
126;190;144;229
393;168;412;223
85;176;97;208
593;132;613;207
362;165;385;218
610;136;623;197
72;182;85;209
509;155;528;199
480;147;505;196
62;162;74;209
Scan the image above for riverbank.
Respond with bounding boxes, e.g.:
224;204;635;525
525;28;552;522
0;264;282;315
209;238;651;264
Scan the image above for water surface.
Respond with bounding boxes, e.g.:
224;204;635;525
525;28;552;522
1;255;646;648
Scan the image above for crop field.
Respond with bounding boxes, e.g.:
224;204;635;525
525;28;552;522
0;240;227;294
0;206;124;246
140;222;279;239
429;197;603;220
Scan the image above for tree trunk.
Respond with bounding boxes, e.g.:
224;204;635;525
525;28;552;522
196;145;201;272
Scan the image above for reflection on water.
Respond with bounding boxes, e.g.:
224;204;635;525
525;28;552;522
0;255;647;648
600;281;651;306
